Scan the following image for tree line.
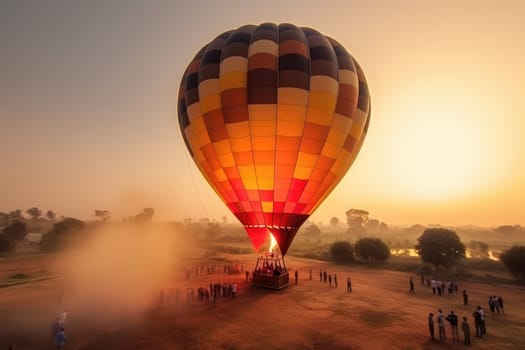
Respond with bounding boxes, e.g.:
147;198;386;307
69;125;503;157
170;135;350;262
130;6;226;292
0;207;155;255
327;227;525;283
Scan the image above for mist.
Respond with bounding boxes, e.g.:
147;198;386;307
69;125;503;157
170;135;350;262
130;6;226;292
57;221;186;325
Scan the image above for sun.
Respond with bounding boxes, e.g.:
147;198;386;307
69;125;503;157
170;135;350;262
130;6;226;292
385;105;488;201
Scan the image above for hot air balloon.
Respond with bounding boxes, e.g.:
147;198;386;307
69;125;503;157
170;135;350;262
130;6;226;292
178;23;370;288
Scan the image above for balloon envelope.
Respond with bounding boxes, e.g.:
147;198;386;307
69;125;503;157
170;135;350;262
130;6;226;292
178;23;370;255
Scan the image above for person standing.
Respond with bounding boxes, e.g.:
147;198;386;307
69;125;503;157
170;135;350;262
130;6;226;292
334;274;338;288
52;317;61;343
463;290;469;305
55;327;65;350
497;296;504;315
473;306;483;338
438;309;446;342
461;316;471;345
446;310;459;342
347;277;352;293
294;270;299;284
328;274;332;287
409;276;415;293
428;312;435;340
231;282;237;298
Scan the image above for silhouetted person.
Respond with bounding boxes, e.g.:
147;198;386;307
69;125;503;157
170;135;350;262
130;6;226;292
409;276;415;293
295;270;298;284
347;277;352;292
463;290;468;305
55;327;65;350
473;306;483;338
438;309;446;341
497;296;504;314
334;273;338;287
461;316;471;345
52;317;60;342
446;310;459;341
245;270;249;282
323;271;327;282
428;312;435;340
328;274;332;286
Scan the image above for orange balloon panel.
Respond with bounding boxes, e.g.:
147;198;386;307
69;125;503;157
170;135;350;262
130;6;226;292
178;23;370;255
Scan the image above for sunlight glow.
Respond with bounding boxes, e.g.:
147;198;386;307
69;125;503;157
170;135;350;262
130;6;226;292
386;101;489;201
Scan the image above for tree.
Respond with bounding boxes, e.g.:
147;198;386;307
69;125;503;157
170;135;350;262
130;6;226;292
46;210;56;221
494;225;524;234
379;222;389;231
2;221;27;242
9;209;24;221
26;207;42;220
0;212;9;226
304;224;322;236
94;210;111;221
469;240;489;260
329;241;354;263
135;208;154;222
345;209;369;234
0;234;15;255
329;217;340;228
415;228;465;272
500;245;525;281
40;217;86;251
366;219;380;232
354;237;391;263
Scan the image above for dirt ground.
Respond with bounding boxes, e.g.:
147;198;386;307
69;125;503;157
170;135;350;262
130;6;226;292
1;252;525;350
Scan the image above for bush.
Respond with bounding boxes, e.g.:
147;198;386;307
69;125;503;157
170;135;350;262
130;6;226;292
354;237;390;263
0;234;15;255
40;217;85;251
500;245;525;281
329;241;354;263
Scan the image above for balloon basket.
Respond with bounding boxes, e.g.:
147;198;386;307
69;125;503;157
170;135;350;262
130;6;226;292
252;253;289;290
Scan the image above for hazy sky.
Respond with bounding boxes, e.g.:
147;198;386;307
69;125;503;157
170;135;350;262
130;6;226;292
2;0;524;226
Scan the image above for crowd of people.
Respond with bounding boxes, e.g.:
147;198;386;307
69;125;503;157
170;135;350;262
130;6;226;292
422;273;507;346
184;263;243;280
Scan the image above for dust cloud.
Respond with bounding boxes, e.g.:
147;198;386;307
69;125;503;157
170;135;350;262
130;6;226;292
57;222;188;325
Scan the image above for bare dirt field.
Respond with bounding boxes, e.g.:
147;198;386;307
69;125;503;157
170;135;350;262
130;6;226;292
1;252;525;350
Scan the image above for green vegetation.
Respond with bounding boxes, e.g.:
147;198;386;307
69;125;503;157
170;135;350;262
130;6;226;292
354;237;390;263
415;228;466;272
329;241;354;263
500;245;525;281
40;217;86;251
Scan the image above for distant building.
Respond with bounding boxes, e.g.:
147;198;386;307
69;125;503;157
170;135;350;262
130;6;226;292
24;233;43;244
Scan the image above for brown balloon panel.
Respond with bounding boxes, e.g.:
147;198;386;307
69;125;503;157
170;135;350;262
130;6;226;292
178;23;371;255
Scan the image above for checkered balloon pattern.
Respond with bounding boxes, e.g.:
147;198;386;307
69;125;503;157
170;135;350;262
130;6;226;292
178;23;370;255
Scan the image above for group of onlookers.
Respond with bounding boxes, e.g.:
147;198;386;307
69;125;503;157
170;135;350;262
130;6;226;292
427;290;506;345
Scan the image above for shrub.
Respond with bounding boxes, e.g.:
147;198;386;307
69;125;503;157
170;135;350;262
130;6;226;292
354;237;390;263
500;245;525;281
329;241;354;263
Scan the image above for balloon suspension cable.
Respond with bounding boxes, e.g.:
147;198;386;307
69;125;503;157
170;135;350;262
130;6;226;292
179;135;209;219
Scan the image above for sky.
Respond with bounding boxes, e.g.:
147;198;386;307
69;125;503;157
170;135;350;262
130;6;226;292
1;0;524;227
